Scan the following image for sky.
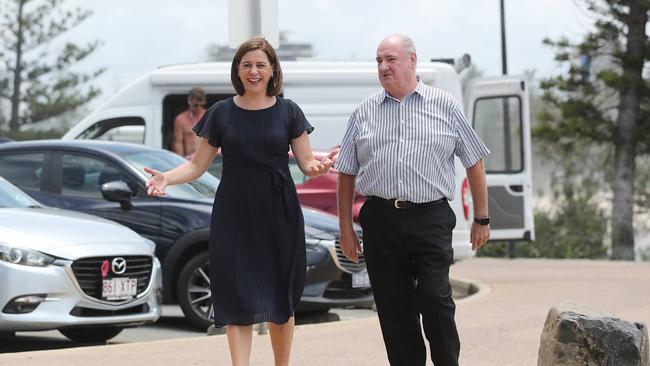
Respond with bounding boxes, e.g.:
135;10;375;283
49;0;595;99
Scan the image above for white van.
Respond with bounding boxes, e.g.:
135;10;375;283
63;61;535;259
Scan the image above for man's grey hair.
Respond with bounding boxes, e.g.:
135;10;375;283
399;35;417;55
381;34;417;56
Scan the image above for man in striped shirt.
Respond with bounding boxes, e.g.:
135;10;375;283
336;34;491;366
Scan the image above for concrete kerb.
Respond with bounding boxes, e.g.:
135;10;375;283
451;276;492;304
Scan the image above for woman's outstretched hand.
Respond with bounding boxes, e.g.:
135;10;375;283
144;167;167;196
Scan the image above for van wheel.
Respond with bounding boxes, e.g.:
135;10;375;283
177;251;213;330
59;327;123;343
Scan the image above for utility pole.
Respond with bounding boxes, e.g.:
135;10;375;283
500;0;508;75
228;0;279;49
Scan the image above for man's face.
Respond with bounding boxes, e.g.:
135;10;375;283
376;40;416;95
188;97;205;113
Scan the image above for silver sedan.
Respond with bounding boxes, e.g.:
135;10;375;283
0;177;162;342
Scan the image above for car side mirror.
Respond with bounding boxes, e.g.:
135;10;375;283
101;181;133;210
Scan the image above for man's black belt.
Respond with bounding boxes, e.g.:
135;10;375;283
366;196;447;209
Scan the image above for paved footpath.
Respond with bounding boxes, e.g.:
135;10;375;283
1;258;649;366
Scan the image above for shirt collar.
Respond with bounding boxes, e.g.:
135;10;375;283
378;79;426;105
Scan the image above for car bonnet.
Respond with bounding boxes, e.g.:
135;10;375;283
0;207;154;259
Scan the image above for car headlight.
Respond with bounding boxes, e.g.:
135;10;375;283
0;243;55;267
304;237;334;269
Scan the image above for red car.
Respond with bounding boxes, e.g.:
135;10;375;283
204;148;365;222
288;149;365;222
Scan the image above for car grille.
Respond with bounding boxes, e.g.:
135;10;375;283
323;273;373;299
334;241;366;273
71;256;153;302
70;304;150;317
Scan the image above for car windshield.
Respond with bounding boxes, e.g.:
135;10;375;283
0;177;40;208
121;151;219;200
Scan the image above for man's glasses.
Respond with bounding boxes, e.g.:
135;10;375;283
190;102;205;108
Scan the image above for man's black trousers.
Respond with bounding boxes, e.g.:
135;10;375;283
359;198;460;366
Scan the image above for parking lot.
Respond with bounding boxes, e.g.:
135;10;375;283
0;305;376;354
3;259;649;366
0;280;478;354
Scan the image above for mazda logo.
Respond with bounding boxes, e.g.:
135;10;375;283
111;257;127;275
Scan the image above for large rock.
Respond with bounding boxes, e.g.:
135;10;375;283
538;302;649;366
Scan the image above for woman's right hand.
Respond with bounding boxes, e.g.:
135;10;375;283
144;167;167;196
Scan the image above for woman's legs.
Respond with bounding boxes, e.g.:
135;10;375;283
269;317;295;366
226;325;253;366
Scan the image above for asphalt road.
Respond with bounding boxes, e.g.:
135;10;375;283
0;306;376;354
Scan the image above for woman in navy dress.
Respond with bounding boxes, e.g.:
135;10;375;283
144;38;335;366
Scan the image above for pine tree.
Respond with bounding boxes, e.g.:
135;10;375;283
0;0;105;133
535;0;650;260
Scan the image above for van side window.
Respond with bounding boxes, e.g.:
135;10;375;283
77;117;145;144
162;93;234;151
472;96;523;173
0;153;46;190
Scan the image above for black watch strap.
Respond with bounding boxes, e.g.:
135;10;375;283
474;217;490;225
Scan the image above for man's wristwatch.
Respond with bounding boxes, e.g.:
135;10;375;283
474;217;490;226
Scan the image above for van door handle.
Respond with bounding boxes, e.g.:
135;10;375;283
509;185;523;193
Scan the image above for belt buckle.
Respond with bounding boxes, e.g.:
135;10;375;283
393;199;405;209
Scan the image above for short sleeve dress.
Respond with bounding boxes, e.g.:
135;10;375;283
192;96;313;327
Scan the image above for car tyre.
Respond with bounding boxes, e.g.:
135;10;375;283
0;331;15;339
177;251;213;330
59;326;123;343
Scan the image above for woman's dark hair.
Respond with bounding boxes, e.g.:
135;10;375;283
231;38;283;96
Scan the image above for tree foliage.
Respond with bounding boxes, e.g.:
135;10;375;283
534;0;649;260
0;0;104;133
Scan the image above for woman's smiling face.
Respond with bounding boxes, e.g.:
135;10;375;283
238;49;273;95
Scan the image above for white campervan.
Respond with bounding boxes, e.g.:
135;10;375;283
63;61;535;259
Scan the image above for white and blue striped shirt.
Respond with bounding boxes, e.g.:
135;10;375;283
335;81;490;203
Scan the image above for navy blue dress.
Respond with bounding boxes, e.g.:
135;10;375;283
193;96;313;327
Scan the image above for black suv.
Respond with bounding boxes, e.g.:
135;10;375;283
0;140;372;329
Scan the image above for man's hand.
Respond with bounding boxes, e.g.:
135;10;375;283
470;223;490;250
339;228;362;263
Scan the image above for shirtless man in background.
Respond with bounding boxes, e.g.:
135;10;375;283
173;86;206;157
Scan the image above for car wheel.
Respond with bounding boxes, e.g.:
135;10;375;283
177;251;213;330
0;331;15;339
59;327;123;343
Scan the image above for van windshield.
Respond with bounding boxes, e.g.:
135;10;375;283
121;151;219;200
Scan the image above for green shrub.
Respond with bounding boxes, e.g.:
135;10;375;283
640;247;650;262
478;189;608;259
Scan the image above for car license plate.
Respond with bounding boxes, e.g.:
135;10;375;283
352;271;370;288
102;278;137;300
